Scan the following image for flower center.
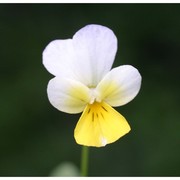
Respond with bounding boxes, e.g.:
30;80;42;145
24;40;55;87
89;88;101;104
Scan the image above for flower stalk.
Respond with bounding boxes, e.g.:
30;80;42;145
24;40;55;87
81;146;89;176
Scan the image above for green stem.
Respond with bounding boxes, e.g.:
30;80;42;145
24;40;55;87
80;146;89;176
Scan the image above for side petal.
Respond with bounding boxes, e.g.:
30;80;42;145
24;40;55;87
96;65;142;107
74;102;131;147
72;24;117;87
47;77;91;114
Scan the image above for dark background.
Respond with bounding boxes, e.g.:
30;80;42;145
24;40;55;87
0;4;180;176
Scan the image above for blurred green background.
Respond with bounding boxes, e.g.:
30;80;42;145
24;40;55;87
0;4;180;176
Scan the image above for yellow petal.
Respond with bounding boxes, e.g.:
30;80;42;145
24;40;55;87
74;101;131;147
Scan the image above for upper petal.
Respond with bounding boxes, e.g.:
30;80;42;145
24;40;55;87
47;77;91;114
43;39;78;79
43;25;118;87
73;24;118;87
96;65;142;107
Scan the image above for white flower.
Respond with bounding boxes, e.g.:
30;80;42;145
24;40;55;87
43;24;142;147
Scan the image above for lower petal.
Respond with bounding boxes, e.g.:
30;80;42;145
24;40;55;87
74;101;131;147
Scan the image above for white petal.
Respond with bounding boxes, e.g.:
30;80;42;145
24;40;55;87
96;65;142;106
72;24;118;87
47;77;91;114
43;39;80;80
42;25;117;87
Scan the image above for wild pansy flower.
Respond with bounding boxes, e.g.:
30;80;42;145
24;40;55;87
43;24;142;147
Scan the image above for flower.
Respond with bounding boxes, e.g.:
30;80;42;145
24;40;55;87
43;24;142;147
